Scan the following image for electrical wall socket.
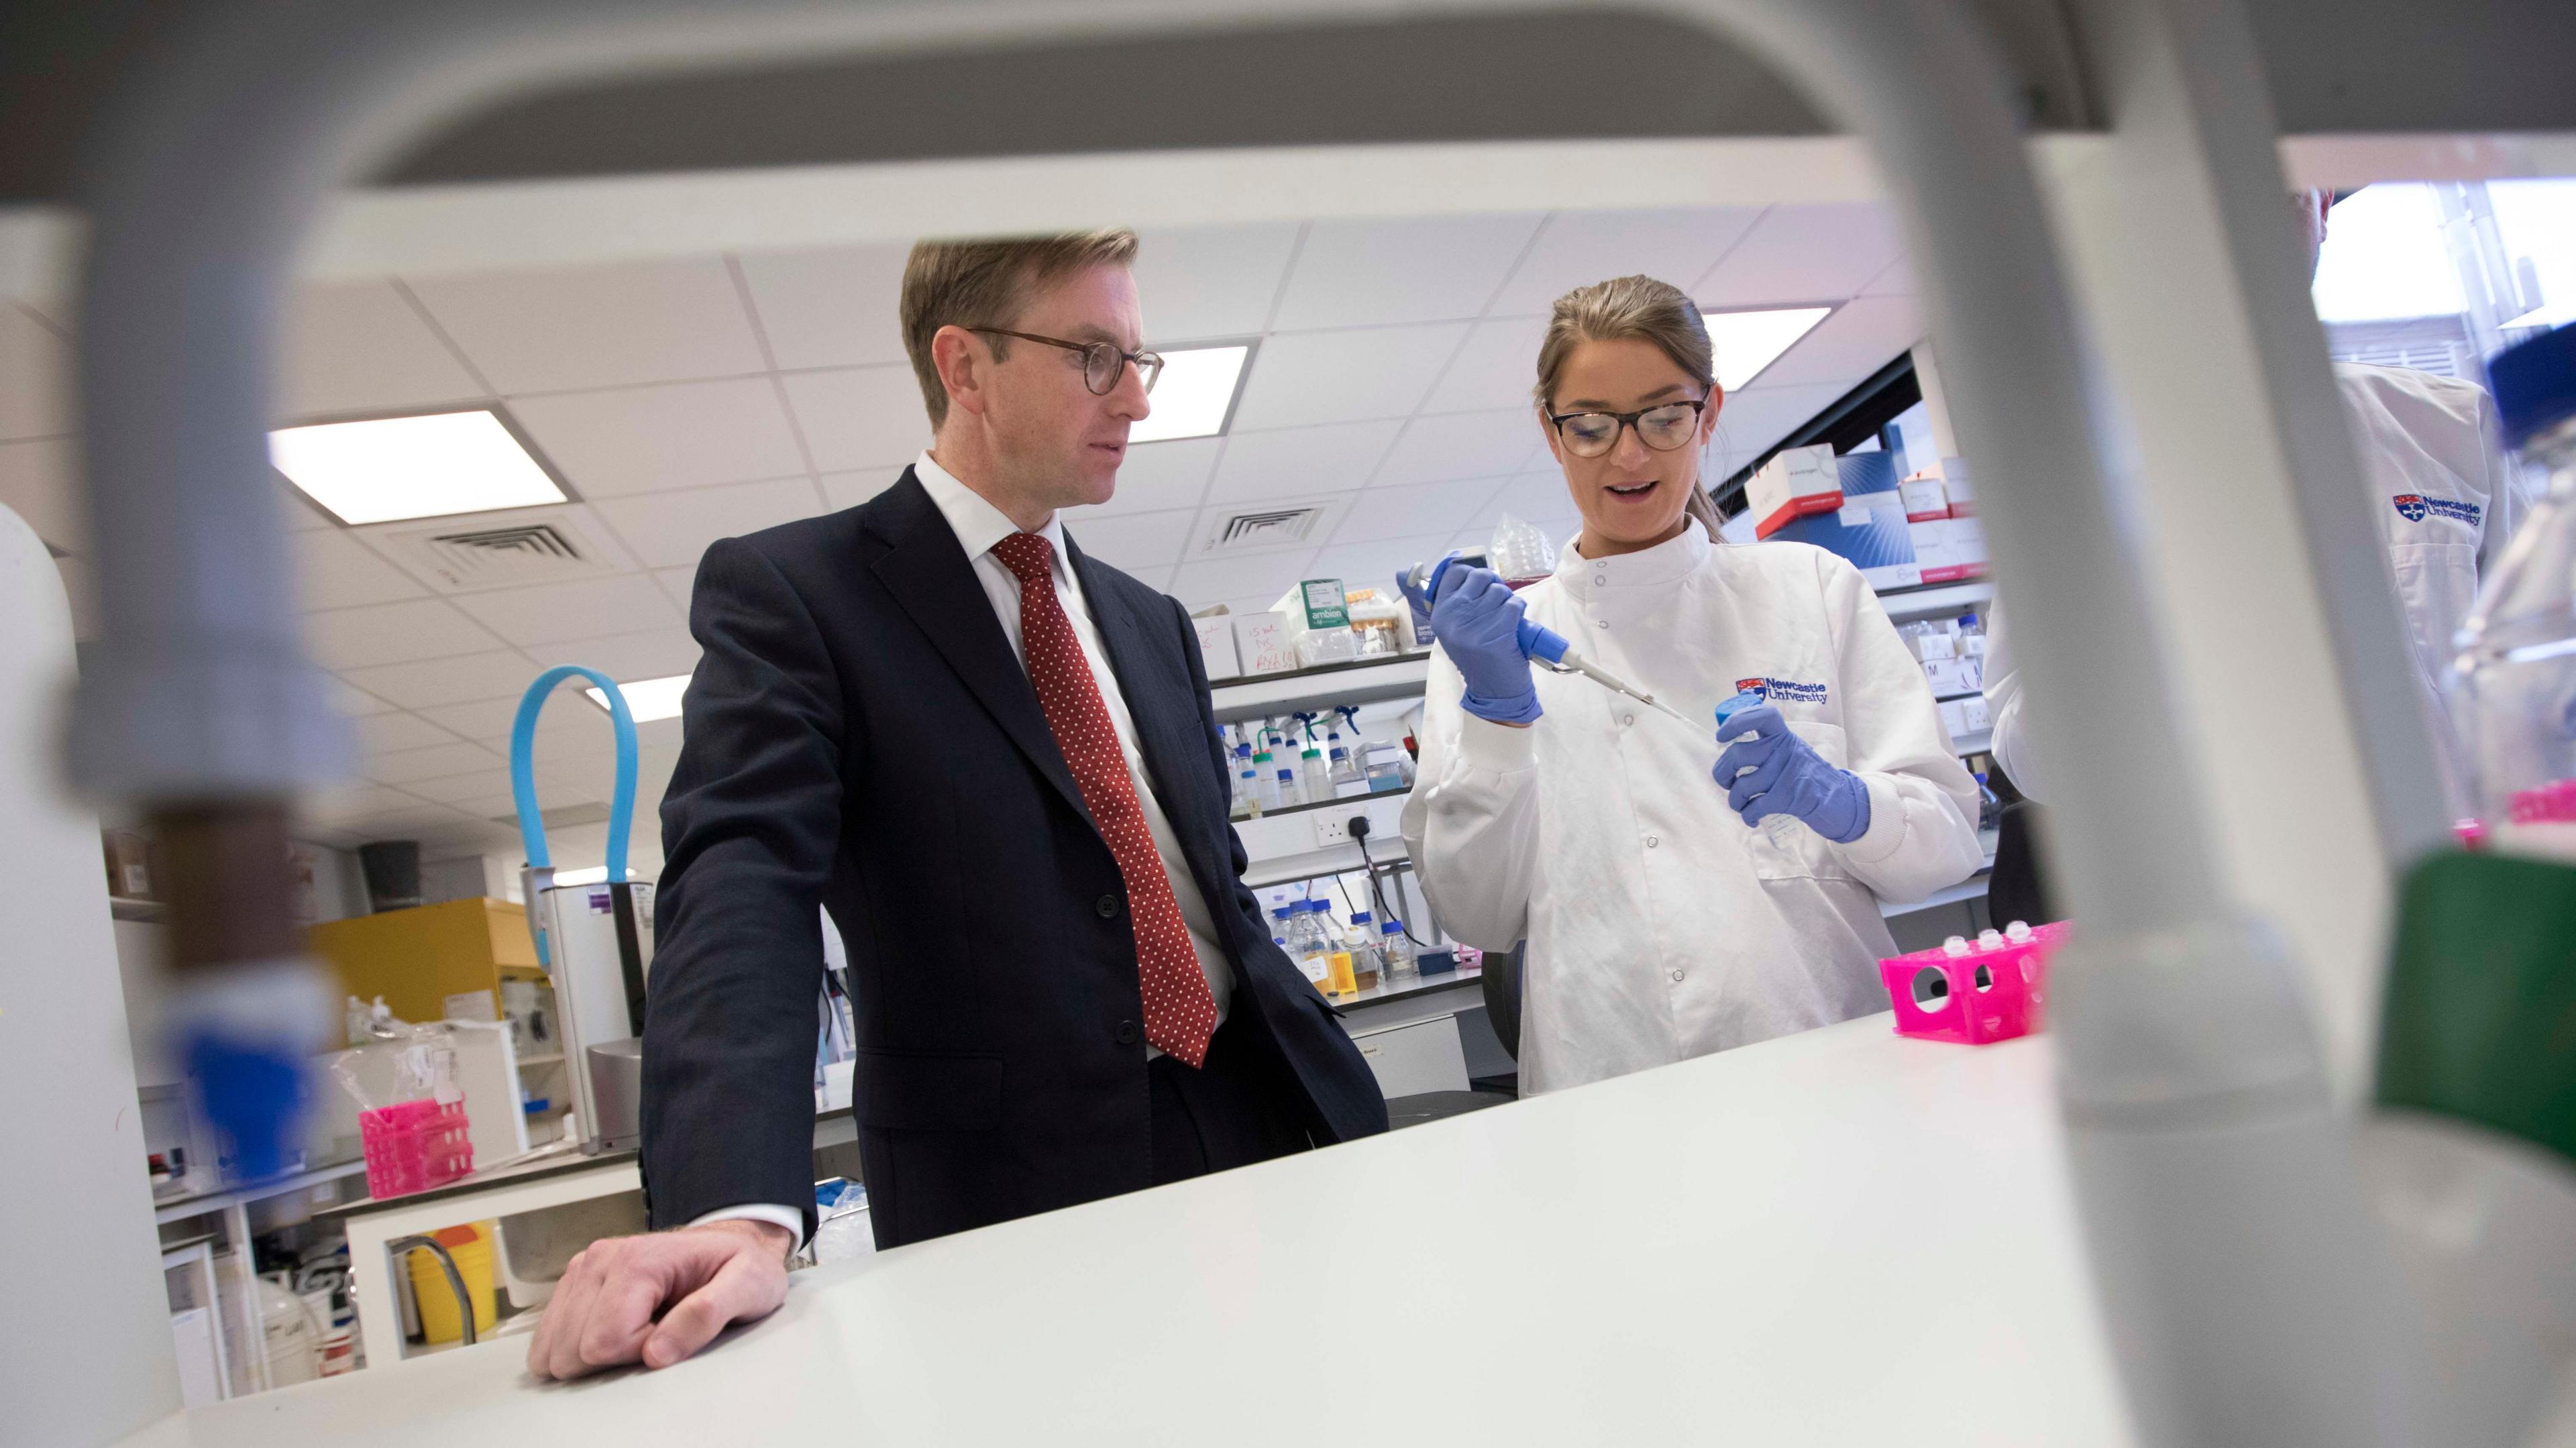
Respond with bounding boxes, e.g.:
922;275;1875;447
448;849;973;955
1312;813;1354;846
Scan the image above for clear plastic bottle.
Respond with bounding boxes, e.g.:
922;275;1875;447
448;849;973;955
1234;753;1260;820
1276;764;1303;810
1344;909;1381;991
2451;323;2576;855
1279;907;1328;995
1973;771;2002;832
1309;902;1358;996
1379;920;1417;983
1252;750;1281;811
1301;746;1332;801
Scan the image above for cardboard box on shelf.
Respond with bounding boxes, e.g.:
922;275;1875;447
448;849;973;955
1746;445;1844;538
1190;610;1243;680
1930;457;1975;514
1898;473;1951;521
1922;656;1976;698
1233;611;1296;675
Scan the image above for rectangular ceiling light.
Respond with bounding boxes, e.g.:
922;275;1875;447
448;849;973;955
1128;344;1251;444
270;408;567;526
549;865;610;887
1704;307;1833;392
585;672;690;724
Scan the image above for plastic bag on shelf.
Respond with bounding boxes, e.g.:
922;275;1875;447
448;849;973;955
1487;514;1556;588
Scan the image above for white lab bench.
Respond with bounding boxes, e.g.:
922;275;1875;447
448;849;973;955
113;1015;2136;1445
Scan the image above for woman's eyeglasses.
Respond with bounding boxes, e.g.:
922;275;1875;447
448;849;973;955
1546;398;1709;459
971;327;1163;396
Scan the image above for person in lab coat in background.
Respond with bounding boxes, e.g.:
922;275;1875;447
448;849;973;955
1986;188;2538;843
1401;275;1984;1096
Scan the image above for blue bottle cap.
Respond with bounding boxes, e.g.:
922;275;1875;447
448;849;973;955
1381;920;1403;934
1350;911;1372;925
2489;321;2576;450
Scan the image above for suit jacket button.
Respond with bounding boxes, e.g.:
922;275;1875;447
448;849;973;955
1116;1020;1140;1045
1096;893;1122;918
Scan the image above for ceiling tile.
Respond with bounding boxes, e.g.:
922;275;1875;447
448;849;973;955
510;378;806;498
1095;437;1218;516
1303;531;1462;597
1327;478;1513;547
1750;295;1923;390
339;651;543;709
0;436;83;553
593;476;824;570
352;712;466;755
278;280;486;419
1171;551;1318;612
278;479;337;531
405;257;767;393
450;792;530;823
303;783;432;827
1467;473;1586;535
367;740;507;785
1487;207;1766;317
525;630;700;683
346;502;646;594
1695;203;1903;307
303;598;505;670
652;565;703;609
780;367;932;471
1205;421;1403;504
1229;323;1466;431
818;465;906;512
1711;382;1856;462
1063;508;1195;575
1133;223;1304;340
331;678;397;716
1421;316;1550;414
416;694;603;743
733;242;910;370
294;528;429;610
451;573;683;647
396;770;518;805
1371;409;1544;488
0;304;72;441
1269;215;1544;331
1862;256;1917;296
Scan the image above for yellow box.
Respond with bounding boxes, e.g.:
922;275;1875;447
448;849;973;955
309;897;540;1026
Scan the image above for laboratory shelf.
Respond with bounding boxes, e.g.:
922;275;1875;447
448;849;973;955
109;895;166;921
1208;653;1431;722
1951;728;1992;757
1235;787;1407;823
1877;578;1995;622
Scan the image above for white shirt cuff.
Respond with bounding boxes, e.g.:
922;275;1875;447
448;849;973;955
1458;713;1539;771
690;1203;808;1253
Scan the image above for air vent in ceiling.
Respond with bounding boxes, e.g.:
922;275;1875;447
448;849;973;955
1193;503;1336;557
366;513;619;593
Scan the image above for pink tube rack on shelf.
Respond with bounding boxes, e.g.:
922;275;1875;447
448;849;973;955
1878;920;2071;1046
358;1097;474;1197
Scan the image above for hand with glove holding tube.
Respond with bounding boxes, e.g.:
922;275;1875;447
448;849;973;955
1713;692;1870;842
1403;550;1542;726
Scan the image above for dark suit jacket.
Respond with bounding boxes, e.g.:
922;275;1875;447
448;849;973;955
640;469;1387;1247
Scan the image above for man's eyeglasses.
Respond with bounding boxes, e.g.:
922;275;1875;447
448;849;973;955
971;328;1163;396
1546;398;1709;459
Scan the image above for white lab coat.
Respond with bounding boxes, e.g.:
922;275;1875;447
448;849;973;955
1987;361;2533;807
1401;527;1985;1095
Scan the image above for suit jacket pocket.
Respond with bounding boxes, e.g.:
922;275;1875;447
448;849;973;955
854;1049;1003;1131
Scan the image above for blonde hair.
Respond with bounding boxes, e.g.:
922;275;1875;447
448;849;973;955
1533;274;1725;541
900;229;1140;428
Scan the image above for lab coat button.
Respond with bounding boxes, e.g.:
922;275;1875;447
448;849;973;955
1116;1019;1140;1045
1645;835;1659;847
1096;893;1122;918
1670;968;1685;983
1623;714;1635;726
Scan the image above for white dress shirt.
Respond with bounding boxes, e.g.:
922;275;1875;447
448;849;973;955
696;452;1234;1247
1401;527;1984;1096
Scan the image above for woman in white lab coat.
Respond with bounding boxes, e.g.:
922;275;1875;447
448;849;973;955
1400;275;1984;1095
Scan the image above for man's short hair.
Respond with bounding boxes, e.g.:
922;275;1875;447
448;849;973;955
899;229;1140;429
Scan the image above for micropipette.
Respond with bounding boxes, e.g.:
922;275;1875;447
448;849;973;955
1401;556;1697;729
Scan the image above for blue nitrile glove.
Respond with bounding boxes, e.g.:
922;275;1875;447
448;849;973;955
1426;551;1542;725
1713;704;1870;842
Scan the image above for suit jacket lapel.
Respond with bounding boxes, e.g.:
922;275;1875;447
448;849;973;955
866;471;1093;828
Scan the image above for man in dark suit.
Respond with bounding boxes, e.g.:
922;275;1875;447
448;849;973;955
529;230;1386;1381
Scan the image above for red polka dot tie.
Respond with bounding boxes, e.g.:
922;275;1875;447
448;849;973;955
991;532;1216;1068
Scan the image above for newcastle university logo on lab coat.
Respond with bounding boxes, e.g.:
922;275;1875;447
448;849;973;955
2392;494;2481;527
1735;676;1829;706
